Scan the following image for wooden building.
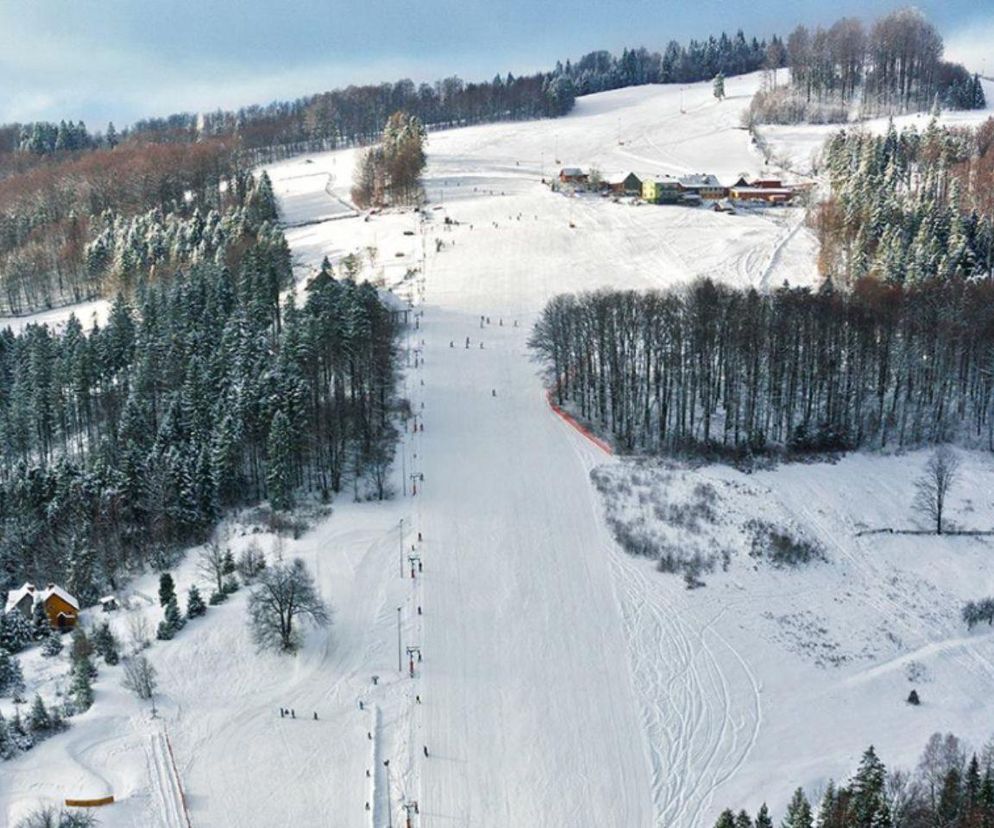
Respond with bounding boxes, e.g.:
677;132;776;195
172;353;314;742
558;167;588;185
5;583;80;629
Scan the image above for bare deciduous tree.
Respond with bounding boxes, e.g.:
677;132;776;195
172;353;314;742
914;447;960;534
199;540;228;594
127;613;152;654
248;558;329;652
122;654;158;716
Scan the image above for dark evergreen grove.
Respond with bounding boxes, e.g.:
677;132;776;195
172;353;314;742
0;248;399;600
714;735;994;828
530;276;994;456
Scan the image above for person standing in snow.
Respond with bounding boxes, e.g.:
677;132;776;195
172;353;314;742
423;746;429;758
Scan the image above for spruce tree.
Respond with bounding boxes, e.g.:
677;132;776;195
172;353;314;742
70;657;94;711
0;648;25;697
28;694;51;733
186;585;207;619
93;622;119;665
266;410;294;511
735;809;754;828
756;803;773;828
0;610;33;653
849;746;889;828
713;72;726;101
0;711;13;759
715;809;736;828
159;572;176;607
31;601;50;639
41;630;64;658
782;788;813;828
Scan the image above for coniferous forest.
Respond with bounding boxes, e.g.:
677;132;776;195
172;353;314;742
0;246;399;604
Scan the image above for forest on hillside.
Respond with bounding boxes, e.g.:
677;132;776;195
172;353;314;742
814;117;994;284
530;277;994;456
0;248;399;605
748;8;985;125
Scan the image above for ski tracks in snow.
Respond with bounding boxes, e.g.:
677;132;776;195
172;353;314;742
145;727;190;828
610;553;762;827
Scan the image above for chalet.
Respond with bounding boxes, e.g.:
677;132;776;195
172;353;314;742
559;167;588;185
678;174;727;200
5;583;80;629
642;178;683;204
607;172;643;195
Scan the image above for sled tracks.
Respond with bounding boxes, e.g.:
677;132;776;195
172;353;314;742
147;728;192;828
611;555;762;827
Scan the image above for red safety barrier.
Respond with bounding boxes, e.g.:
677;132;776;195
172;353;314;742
545;390;613;455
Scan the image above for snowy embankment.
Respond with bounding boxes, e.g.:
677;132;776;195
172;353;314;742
4;70;992;828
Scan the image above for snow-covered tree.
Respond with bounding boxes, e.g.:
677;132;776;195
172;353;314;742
713;72;726;101
248;558;329;652
186;585;206;619
158;573;176;608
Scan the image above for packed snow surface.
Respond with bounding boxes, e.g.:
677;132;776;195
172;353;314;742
3;71;993;828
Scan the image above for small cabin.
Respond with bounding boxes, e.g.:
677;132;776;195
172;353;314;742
558;167;588;185
4;583;80;629
99;596;119;613
608;172;643;195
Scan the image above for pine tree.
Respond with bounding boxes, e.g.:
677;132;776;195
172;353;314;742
266;410;294;511
28;694;51;733
713;72;726;101
93;622;119;665
0;648;25;697
735;809;754;828
715;809;736;828
157;595;185;641
0;711;13;759
756;803;773;828
186;585;206;619
783;788;813;828
70;656;94;711
158;572;176;607
0;611;33;653
31;601;50;640
848;746;890;828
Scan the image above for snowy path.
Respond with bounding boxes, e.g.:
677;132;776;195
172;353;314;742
145;729;189;828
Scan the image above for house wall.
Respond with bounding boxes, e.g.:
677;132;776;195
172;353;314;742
45;594;78;628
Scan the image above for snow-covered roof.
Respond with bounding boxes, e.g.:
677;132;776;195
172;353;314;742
99;595;117;604
730;186;793;196
40;584;79;611
4;582;36;614
679;174;723;188
377;289;409;314
560;167;586;176
5;582;80;613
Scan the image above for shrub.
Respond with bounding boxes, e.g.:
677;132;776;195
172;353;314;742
747;520;825;567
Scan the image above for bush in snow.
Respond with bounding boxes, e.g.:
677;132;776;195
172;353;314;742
236;542;267;582
69;627;94;663
222;577;239;595
15;805;98;827
747;520;825;568
41;631;64;658
907;689;921;706
1;610;34;653
121;654;157;704
962;598;994;629
248;558;329;652
208;589;228;606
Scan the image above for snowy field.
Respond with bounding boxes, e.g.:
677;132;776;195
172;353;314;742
3;71;994;827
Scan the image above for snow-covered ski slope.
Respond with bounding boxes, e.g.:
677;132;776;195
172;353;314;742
3;72;993;828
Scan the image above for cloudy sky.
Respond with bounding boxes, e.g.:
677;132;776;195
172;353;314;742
1;0;991;127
